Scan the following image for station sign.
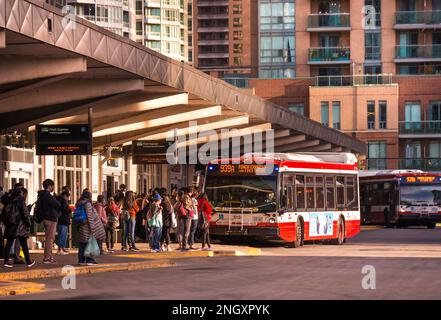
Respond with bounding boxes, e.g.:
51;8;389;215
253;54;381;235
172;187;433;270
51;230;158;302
132;140;173;164
400;176;441;184
35;124;91;156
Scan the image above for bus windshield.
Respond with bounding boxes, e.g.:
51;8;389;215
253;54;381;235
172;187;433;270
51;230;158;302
204;175;277;213
400;184;441;206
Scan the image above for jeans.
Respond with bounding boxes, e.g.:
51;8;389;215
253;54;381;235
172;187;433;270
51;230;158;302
78;242;95;264
176;217;184;246
161;226;171;246
201;225;211;248
106;227;115;250
122;219;132;248
182;218;192;249
189;219;198;246
43;219;57;260
56;224;68;249
151;227;162;251
4;237;31;265
130;217;136;247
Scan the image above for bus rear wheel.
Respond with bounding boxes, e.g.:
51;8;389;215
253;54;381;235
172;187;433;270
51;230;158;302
293;219;304;248
332;217;345;245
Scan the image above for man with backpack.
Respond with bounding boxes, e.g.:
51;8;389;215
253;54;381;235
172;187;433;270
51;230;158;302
36;179;61;264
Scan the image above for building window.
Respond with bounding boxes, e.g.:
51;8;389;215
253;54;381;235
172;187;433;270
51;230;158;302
233;17;242;27
367;101;375;129
379;101;387;129
288;102;305;116
233;56;243;65
368;141;387;169
233;4;242;14
233;43;243;54
332;101;341;130
365;32;381;61
321;102;329;127
233;31;243;40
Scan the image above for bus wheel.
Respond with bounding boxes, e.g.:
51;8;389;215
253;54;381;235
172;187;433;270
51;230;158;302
427;223;436;229
293;219;304;248
332;217;345;245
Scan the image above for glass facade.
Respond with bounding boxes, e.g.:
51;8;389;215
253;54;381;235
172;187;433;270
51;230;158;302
259;0;295;79
364;0;381;74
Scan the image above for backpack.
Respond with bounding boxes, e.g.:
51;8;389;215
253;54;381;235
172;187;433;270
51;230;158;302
3;203;20;226
33;199;43;224
73;204;88;225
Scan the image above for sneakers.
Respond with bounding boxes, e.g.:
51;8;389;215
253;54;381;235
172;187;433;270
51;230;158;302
27;260;36;268
57;250;69;255
43;258;57;264
167;246;172;252
79;262;88;266
3;262;13;268
87;261;98;266
130;247;140;252
121;247;128;252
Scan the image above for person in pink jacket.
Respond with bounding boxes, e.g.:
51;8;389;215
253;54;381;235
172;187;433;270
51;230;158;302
94;195;108;254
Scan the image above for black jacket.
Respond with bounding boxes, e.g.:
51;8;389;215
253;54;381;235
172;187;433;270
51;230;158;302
4;191;31;239
57;195;72;226
37;190;61;222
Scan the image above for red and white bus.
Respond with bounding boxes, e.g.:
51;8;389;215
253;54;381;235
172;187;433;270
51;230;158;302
360;170;441;228
203;153;360;247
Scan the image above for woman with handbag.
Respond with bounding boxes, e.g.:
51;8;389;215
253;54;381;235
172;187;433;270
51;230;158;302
160;195;173;252
104;197;119;253
76;191;106;266
198;193;213;250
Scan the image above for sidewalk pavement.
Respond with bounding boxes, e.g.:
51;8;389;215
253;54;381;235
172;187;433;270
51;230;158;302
0;242;261;282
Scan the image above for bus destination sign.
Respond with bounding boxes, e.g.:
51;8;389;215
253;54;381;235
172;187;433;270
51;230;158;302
400;176;441;184
208;164;278;175
36;124;91;156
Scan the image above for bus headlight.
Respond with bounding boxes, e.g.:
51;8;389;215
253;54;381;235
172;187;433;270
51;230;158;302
269;218;276;223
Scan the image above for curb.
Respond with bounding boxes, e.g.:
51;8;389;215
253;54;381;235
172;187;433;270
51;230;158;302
0;259;175;282
116;248;262;259
0;280;46;297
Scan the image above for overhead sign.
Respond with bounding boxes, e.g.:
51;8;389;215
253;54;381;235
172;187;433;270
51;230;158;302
132;140;173;164
36;124;91;155
400;176;441;184
207;164;279;176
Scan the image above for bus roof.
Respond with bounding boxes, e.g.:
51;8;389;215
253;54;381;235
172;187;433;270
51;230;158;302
359;170;441;180
208;152;359;172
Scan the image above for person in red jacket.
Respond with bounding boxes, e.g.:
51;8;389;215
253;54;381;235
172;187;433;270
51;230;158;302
197;193;213;250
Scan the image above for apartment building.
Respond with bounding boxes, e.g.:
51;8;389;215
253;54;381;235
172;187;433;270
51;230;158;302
220;0;441;171
134;0;188;62
192;0;258;79
68;0;134;39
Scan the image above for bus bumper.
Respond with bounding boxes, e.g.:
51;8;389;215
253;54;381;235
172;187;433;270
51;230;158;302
398;213;441;225
210;225;280;239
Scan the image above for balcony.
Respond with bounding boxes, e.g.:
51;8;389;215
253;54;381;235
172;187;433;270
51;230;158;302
307;13;350;31
395;11;441;29
308;47;351;64
198;52;229;59
399;121;441;137
198;39;229;45
313;74;395;86
365;158;441;171
395;45;441;62
400;158;441;171
198;14;229;20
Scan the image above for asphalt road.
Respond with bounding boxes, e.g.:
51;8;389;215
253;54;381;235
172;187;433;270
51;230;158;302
5;227;441;300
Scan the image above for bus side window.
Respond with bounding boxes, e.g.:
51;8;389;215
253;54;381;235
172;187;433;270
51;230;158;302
346;176;357;210
282;175;294;210
326;176;335;210
306;176;315;210
336;176;345;209
295;175;305;210
316;176;325;210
